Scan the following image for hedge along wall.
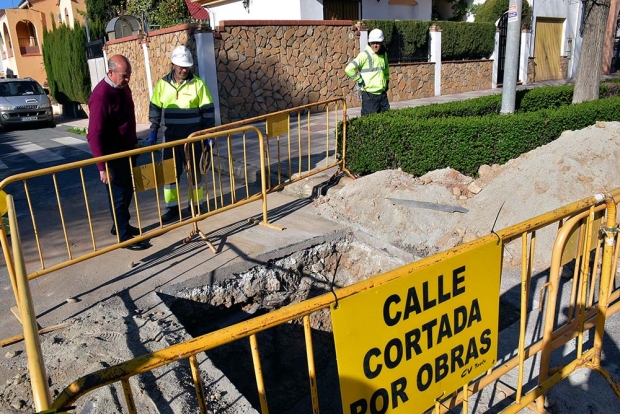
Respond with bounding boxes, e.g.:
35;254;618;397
442;60;493;94
104;24;195;124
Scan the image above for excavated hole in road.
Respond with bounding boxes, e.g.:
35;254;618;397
161;234;409;413
162;233;522;413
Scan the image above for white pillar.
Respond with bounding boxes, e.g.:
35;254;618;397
195;31;221;126
142;40;153;98
429;25;442;96
359;29;368;52
491;29;499;89
519;30;531;85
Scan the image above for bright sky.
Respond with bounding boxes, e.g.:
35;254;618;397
0;0;19;10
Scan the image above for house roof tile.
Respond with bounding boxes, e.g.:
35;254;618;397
185;0;209;21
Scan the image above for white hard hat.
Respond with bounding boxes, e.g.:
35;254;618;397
171;45;193;67
368;28;385;43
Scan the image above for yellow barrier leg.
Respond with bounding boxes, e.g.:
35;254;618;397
182;143;216;253
593;196;618;366
7;194;51;412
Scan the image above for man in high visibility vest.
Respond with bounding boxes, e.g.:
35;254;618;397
345;28;390;115
148;45;215;223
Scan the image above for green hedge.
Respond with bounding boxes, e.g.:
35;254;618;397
475;0;532;30
437;21;495;60
394;20;430;60
362;20;495;62
381;83;619;121
340;97;620;177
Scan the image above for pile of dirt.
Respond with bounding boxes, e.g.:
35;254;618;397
315;121;620;269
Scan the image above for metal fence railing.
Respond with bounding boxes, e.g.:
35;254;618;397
39;190;620;413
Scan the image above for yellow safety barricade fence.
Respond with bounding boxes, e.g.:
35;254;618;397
3;96;619;413
0;98;350;413
0;97;349;283
34;189;619;413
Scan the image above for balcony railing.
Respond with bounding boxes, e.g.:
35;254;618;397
18;37;40;55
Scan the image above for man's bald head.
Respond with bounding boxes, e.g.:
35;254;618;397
107;55;132;88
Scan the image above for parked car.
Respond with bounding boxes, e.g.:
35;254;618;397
0;78;54;128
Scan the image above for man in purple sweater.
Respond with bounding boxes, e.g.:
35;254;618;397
87;54;149;251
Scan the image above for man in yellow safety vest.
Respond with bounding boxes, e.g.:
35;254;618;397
345;28;390;115
148;45;215;223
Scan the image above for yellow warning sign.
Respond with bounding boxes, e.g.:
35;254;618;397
132;159;176;192
331;238;502;413
265;113;289;137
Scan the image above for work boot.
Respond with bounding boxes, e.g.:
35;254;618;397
161;207;179;223
110;225;140;237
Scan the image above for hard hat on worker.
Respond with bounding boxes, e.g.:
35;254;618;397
368;28;385;43
171;45;194;67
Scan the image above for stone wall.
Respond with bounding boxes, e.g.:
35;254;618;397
441;60;493;94
528;57;535;84
105;25;195;124
559;56;570;80
214;21;358;123
100;22;497;125
388;62;435;102
105;35;149;123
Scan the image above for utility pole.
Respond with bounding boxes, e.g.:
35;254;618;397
500;0;522;114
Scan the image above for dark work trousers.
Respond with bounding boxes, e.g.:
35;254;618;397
361;91;390;116
106;158;134;242
162;138;205;207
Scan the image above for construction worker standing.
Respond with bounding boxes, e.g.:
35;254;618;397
345;28;390;115
149;45;215;223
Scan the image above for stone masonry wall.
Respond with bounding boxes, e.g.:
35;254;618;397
101;22;495;125
105;35;149;123
528;57;535;84
560;56;570;80
105;25;195;124
214;21;358;123
441;60;493;94
388;62;435;102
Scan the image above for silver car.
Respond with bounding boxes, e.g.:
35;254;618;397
0;78;54;128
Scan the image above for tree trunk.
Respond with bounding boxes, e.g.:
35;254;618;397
572;0;612;103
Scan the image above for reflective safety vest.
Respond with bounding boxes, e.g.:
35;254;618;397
345;45;389;95
149;71;215;140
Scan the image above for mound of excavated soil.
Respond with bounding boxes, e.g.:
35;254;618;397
315;121;620;269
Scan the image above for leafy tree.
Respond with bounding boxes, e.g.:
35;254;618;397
126;0;155;25
475;0;532;30
42;21;91;104
150;0;191;29
85;0;125;24
573;0;612;103
445;0;469;21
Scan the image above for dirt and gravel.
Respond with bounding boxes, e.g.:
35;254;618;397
1;121;620;413
315;121;620;270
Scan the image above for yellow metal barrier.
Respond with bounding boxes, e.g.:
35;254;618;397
0;99;350;412
191;96;352;192
0;97;349;283
44;189;620;413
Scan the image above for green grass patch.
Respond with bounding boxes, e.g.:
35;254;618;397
68;126;87;135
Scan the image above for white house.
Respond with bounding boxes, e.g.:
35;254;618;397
528;0;584;80
195;0;433;27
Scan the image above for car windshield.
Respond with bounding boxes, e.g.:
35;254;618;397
0;81;44;97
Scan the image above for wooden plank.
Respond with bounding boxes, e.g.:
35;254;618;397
1;322;69;347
